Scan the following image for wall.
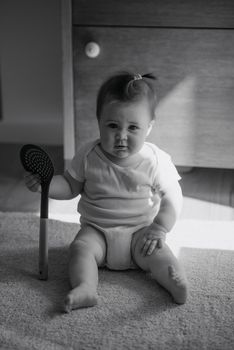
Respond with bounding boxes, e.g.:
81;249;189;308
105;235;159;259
0;0;63;145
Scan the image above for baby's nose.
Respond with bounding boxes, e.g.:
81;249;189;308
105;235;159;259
116;129;127;140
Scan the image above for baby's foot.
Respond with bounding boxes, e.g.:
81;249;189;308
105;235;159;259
168;265;188;304
63;283;98;313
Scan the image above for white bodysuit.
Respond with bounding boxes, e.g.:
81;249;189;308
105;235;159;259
68;140;181;270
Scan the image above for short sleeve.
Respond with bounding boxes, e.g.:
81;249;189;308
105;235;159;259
153;146;181;192
67;142;93;182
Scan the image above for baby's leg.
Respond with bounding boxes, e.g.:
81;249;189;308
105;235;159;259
64;225;106;312
132;230;188;304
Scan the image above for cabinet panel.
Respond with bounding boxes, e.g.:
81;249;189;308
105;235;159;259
73;27;234;167
72;0;234;28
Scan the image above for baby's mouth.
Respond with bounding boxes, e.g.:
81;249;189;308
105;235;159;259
115;145;128;150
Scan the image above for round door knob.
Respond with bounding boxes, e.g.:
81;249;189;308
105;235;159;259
85;42;100;58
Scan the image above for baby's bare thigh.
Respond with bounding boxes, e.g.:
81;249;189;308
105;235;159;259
71;225;107;266
131;226;178;272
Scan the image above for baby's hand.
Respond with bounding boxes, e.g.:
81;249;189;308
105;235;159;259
24;172;41;192
141;223;167;256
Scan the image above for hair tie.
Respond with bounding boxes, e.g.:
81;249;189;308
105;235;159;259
133;74;142;81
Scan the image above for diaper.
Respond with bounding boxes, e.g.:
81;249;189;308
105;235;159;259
100;226;139;270
79;219;148;270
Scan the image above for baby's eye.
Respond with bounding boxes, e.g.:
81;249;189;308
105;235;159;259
107;123;118;129
129;125;139;131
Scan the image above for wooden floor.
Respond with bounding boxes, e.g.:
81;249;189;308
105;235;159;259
0;144;234;221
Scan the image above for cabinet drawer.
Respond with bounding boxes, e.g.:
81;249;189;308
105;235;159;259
72;0;234;28
73;27;234;168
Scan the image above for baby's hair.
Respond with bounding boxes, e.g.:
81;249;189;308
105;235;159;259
96;72;158;120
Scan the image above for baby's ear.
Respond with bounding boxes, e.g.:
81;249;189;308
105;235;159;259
146;120;155;136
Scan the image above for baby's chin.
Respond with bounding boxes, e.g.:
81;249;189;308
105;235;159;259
112;151;143;166
113;150;130;158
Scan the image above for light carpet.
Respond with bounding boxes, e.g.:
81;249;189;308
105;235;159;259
0;212;234;350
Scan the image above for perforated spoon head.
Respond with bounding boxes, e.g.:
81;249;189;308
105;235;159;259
20;144;54;187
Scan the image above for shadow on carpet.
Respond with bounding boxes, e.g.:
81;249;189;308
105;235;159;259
0;212;233;350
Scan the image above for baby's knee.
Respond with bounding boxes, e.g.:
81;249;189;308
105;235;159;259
70;236;106;266
69;239;92;257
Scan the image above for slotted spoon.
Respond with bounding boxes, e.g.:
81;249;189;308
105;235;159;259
20;144;54;280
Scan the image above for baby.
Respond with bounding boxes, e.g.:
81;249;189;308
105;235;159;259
25;72;188;312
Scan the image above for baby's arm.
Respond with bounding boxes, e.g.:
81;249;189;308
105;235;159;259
49;171;83;199
141;181;183;256
152;181;183;233
24;170;83;200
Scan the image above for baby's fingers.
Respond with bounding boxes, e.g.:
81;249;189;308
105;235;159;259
146;239;158;256
141;239;157;256
24;172;41;192
157;238;164;249
141;239;152;256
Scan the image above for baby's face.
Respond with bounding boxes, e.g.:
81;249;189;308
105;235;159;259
98;99;154;164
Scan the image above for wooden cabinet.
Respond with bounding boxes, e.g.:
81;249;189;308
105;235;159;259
66;0;234;168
